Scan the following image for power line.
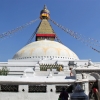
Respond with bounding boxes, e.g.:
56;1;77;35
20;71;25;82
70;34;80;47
50;18;100;53
0;18;39;39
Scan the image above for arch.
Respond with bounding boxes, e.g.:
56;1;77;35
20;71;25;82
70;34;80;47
88;72;100;98
88;72;100;80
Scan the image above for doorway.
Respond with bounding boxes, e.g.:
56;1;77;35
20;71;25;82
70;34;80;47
89;80;98;99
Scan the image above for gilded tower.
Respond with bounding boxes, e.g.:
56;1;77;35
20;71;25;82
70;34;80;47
35;5;55;41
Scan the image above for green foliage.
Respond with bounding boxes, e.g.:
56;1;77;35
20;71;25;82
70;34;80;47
0;66;9;75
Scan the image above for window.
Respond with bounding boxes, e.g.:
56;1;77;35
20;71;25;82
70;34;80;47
1;85;18;92
56;85;73;93
56;86;68;92
68;61;74;66
28;85;47;93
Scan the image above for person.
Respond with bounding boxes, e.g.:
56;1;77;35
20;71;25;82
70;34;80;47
92;87;98;100
59;87;69;100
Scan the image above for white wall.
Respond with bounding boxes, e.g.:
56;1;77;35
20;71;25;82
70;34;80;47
0;85;71;100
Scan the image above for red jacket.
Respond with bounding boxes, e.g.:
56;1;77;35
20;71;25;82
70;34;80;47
93;88;98;93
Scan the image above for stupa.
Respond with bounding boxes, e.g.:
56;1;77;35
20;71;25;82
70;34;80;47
0;5;99;100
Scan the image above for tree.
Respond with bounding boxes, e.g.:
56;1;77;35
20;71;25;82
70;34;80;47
0;66;9;75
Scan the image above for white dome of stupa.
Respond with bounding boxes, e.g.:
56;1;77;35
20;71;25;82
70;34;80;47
13;40;79;60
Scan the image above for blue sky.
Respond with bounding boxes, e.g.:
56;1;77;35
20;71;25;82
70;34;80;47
0;0;100;62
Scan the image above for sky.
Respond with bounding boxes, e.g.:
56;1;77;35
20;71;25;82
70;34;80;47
0;0;100;62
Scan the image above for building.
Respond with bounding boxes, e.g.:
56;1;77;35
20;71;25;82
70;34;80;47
0;5;99;100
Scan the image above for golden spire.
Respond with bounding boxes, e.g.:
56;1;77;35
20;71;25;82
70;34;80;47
40;5;50;20
35;5;55;41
